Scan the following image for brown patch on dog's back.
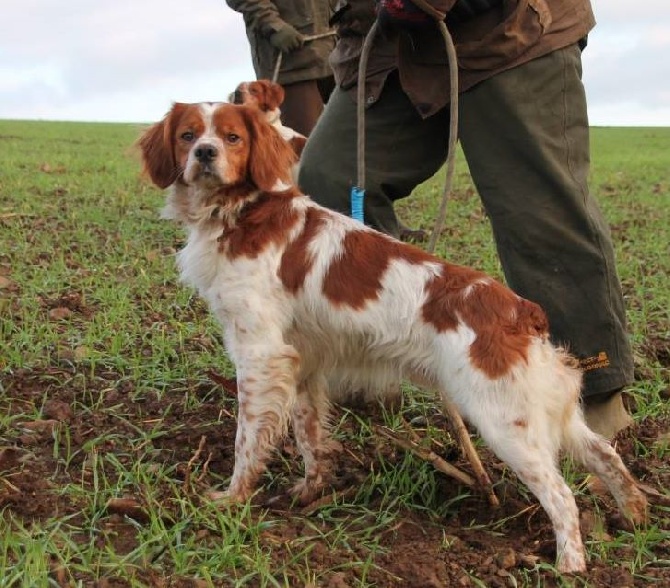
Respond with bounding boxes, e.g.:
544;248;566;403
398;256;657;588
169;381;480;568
422;264;549;378
421;265;485;333
279;207;329;293
322;230;433;310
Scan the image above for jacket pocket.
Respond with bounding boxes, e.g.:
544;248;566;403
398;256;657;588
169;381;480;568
456;0;552;70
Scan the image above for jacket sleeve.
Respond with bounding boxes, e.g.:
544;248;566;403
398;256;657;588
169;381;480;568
224;0;287;36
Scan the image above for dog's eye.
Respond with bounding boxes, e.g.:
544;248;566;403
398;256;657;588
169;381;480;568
181;131;195;142
226;133;241;144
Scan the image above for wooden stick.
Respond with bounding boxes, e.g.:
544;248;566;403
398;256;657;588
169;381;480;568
300;486;358;516
442;399;499;507
183;435;207;494
374;425;476;488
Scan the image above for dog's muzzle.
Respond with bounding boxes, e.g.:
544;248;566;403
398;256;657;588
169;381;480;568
191;143;219;178
231;89;245;105
194;143;218;164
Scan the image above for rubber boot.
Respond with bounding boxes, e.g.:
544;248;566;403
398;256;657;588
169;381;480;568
584;391;633;440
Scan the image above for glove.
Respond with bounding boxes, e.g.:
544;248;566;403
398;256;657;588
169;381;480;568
376;0;444;30
269;23;305;53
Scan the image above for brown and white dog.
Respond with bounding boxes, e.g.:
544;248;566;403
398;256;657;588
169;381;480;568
230;79;307;160
138;102;646;574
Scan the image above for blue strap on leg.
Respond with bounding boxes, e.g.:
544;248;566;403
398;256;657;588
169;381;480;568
351;186;365;223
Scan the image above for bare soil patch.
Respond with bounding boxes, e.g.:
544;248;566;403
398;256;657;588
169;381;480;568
1;362;669;587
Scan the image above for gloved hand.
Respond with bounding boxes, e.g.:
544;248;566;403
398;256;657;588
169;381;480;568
269;23;305;53
376;0;444;30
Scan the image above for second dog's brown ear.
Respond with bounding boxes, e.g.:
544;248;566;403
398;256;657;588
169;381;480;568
137;103;188;189
267;81;285;109
243;106;296;191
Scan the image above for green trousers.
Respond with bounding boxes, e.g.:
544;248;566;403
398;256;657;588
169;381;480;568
298;44;634;400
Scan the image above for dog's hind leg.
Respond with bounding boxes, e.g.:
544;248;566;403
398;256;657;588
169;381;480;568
290;373;337;504
472;408;587;573
447;353;588;574
563;410;648;524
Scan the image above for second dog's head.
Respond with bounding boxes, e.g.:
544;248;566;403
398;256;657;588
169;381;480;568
230;80;285;114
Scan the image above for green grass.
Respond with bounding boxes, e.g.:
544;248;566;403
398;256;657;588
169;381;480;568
1;121;669;587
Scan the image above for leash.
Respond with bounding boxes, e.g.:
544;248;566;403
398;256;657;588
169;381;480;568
354;20;460;254
354;19;500;507
352;20;381;224
271;31;337;83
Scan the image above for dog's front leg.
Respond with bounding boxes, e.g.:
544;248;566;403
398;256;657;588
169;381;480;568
223;345;300;502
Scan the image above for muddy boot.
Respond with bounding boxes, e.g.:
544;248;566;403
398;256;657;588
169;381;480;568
584;391;633;440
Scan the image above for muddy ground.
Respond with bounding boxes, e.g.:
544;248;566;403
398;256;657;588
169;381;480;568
1;354;669;587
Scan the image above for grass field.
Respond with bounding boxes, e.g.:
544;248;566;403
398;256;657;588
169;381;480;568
0;120;669;587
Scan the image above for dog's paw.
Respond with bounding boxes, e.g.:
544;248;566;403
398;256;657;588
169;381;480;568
290;477;325;506
622;489;649;526
204;487;249;506
556;550;587;574
322;438;344;455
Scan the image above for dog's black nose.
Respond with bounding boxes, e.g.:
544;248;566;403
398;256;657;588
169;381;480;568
195;144;218;162
232;89;244;104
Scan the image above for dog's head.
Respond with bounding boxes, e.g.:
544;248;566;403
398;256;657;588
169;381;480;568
138;102;296;192
229;80;285;114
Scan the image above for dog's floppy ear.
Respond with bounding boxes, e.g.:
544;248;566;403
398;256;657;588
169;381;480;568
267;81;285;109
243;106;297;191
137;103;187;189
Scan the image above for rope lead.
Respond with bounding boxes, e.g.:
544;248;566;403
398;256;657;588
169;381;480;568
355;19;460;254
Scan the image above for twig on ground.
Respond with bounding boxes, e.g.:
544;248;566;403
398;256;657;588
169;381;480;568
300;486;358;516
183;435;207;494
105;497;150;524
206;369;237;397
198;449;213;484
374;424;476;488
441;399;499;507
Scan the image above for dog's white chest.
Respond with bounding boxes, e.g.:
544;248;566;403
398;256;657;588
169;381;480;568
176;229;222;296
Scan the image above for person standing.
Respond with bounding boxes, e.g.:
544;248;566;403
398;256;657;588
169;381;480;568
298;0;635;438
225;0;337;136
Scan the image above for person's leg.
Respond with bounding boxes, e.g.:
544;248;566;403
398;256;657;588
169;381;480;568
299;72;449;238
316;75;336;105
459;44;634;430
281;79;327;136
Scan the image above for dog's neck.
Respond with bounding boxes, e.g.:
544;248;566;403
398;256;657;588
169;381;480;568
162;182;256;228
264;107;282;127
163;180;297;230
